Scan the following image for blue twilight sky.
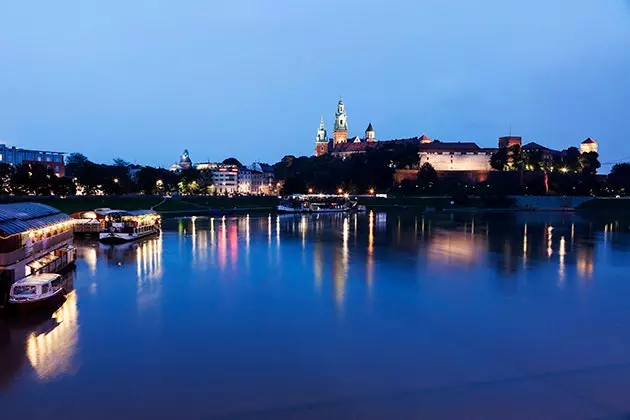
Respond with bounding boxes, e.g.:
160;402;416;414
1;0;629;170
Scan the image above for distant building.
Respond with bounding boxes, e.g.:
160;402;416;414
498;136;522;148
194;161;276;195
195;162;239;194
0;144;66;176
580;137;598;154
169;149;193;172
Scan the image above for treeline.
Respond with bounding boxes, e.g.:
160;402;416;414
490;145;600;175
275;145;630;198
274;144;421;195
0;153;217;196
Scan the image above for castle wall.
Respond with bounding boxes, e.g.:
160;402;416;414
419;152;493;171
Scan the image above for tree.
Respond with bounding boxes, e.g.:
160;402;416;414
9;164;58;195
508;145;525;171
390;143;420;169
565;147;581;172
579;152;600;176
113;158;131;167
524;149;545;171
417;163;438;192
197;169;214;194
0;163;15;194
608;163;630;195
222;157;243;167
490;148;509;171
66;153;89;166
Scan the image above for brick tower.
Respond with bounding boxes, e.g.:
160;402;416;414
314;116;330;157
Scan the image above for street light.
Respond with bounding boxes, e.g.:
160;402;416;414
337;188;343;194
560;167;569;173
114;178;119;183
369;188;375;195
308;188;314;194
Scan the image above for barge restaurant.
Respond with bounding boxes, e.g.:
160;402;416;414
0;203;75;308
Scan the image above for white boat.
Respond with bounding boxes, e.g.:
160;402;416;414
9;273;66;313
99;210;161;243
277;194;360;214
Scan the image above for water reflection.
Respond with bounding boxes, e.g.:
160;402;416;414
159;212;630;305
2;210;629;398
26;290;79;380
0;272;78;386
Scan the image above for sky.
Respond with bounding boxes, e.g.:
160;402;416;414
1;0;629;170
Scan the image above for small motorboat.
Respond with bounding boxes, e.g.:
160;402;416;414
8;273;66;313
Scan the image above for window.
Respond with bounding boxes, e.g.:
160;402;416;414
41;284;49;293
13;285;37;295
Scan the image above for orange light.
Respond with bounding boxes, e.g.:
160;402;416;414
308;188;314;194
369;188;375;195
337;188;343;194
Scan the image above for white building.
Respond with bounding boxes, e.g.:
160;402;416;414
195;162;239;194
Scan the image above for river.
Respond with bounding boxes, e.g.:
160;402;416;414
1;211;630;419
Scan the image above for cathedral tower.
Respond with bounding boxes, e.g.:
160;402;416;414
365;123;375;142
314;116;330;157
333;98;348;145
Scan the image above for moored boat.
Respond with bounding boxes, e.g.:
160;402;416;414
277;194;361;214
8;273;66;313
99;210;161;243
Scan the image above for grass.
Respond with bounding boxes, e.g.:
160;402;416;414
356;196;484;209
1;194;489;215
0;195;163;214
576;198;630;213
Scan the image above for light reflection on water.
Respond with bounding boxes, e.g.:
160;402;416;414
1;211;630;418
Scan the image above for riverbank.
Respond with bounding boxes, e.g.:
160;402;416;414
576;197;630;214
4;195;626;217
0;195;278;216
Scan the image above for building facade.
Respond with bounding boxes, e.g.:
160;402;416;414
0;144;66;176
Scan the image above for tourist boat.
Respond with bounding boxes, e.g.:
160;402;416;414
277;198;311;213
277;194;363;214
8;273;66;313
99;210;161;243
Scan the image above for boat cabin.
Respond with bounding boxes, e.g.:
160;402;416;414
9;273;64;304
0;203;75;308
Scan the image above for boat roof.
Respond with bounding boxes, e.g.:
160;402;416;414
13;273;61;286
98;209;158;217
126;209;157;216
0;202;71;236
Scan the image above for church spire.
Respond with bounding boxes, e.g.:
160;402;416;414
333;97;348;145
314;116;330;157
315;116;328;143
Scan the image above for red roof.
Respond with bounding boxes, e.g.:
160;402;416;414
331;137;486;154
419;134;431;141
582;137;597;144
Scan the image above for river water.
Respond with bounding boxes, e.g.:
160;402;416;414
1;211;630;419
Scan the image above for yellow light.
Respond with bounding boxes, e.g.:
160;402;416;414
369;188;375;195
308;188;313;194
337;188;343;194
560;167;569;173
114;178;119;183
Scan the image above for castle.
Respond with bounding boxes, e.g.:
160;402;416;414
314;99;598;172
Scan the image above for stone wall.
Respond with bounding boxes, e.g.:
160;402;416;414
419;152;492;171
